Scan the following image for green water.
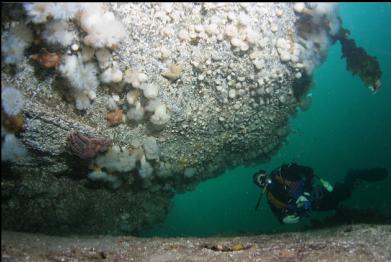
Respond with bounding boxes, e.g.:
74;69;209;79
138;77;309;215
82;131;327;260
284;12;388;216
144;3;391;237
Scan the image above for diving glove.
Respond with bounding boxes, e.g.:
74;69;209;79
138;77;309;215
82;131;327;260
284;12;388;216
320;178;333;192
296;193;311;209
282;215;300;224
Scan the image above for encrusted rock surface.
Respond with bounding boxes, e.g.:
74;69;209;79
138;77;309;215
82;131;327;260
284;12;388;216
2;224;391;261
2;3;336;234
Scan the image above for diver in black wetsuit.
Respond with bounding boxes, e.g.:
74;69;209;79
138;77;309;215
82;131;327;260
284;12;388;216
253;163;388;224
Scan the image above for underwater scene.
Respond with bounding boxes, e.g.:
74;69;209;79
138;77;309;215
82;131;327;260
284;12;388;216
1;2;391;261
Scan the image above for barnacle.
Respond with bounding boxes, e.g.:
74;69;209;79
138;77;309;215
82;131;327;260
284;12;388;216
2;113;25;133
66;131;112;159
161;63;182;81
106;108;124;127
30;49;61;69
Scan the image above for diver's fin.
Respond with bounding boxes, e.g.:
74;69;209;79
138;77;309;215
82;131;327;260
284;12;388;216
347;168;388;182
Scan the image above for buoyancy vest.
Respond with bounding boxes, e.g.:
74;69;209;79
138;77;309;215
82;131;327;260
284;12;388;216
266;168;306;212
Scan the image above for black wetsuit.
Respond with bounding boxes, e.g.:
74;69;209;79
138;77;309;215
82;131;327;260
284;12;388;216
265;163;357;223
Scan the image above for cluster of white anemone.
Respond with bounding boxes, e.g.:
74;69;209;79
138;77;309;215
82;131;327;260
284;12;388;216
2;3;127;111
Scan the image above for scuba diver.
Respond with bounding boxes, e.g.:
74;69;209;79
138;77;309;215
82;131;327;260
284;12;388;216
253;163;388;224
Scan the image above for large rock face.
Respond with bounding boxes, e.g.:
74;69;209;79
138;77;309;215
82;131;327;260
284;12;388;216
1;3;339;234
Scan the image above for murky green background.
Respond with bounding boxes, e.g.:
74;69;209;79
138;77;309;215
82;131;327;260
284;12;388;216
144;3;391;237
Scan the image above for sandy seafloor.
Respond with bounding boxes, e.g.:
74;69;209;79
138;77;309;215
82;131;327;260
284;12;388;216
2;224;391;261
